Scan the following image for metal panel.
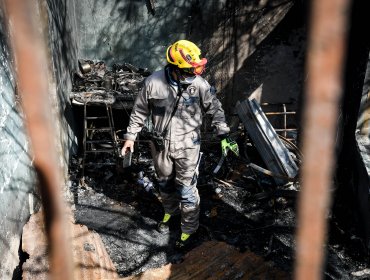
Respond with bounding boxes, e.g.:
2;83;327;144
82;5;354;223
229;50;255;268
236;98;298;185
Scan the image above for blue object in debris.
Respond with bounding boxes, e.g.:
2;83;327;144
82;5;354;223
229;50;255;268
137;171;154;192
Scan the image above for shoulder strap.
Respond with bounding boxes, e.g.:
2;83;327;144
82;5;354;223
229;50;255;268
161;84;183;137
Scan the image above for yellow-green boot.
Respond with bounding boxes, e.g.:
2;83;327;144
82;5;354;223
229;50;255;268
175;232;192;249
157;213;171;233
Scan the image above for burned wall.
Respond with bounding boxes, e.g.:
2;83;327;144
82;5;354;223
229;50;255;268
223;3;306;113
0;0;79;279
74;0;304;113
45;0;80;170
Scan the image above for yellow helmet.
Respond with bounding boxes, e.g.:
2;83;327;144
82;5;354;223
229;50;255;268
166;40;207;75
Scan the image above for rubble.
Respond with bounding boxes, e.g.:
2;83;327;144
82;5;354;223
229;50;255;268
68;131;304;277
66;64;370;278
66;124;370;279
71;59;151;107
236;98;299;185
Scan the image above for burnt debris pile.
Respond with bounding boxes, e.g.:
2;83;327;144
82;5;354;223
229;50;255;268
68;81;369;278
69;59;152;173
71;59;151;106
68;114;307;277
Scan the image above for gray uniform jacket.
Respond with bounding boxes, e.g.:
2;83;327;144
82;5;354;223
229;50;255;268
124;69;230;144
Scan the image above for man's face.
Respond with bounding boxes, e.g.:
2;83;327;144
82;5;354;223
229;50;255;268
178;68;197;84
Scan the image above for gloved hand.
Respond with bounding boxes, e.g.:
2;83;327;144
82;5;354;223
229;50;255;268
220;135;239;157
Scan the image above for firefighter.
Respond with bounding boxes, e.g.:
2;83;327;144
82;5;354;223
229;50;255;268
121;39;238;248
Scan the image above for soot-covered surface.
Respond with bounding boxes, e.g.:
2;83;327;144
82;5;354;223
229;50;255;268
68;139;370;279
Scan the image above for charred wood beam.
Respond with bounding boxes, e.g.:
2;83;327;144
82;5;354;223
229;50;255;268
146;0;156;16
244;189;298;204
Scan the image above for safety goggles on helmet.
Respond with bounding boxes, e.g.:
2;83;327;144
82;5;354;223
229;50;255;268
166;40;207;75
182;64;206;75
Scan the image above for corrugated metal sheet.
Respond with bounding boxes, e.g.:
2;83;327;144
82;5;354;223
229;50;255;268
236;98;298;185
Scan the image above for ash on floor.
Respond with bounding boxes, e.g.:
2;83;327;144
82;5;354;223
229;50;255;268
67;141;370;279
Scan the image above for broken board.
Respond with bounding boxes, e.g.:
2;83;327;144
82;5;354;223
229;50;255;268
236;98;298;185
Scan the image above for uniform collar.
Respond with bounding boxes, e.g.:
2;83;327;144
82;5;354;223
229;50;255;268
165;65;178;86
